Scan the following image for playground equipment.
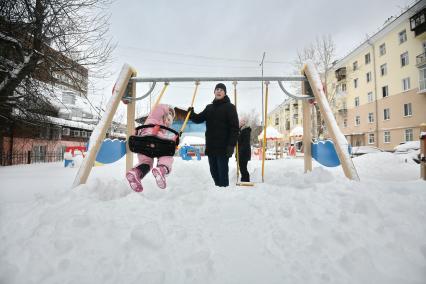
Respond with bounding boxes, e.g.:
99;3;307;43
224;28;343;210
421;123;426;180
179;145;201;161
311;140;351;167
72;60;359;188
94;139;127;166
64;146;86;167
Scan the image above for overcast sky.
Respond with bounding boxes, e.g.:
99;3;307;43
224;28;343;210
94;0;415;120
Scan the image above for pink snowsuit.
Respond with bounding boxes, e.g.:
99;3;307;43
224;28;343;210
135;104;175;172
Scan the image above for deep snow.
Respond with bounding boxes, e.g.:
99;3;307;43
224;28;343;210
0;152;425;284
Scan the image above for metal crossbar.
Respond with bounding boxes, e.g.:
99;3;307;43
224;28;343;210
126;76;312;102
130;76;307;83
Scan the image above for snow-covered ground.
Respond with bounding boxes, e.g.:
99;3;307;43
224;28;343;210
0;152;425;284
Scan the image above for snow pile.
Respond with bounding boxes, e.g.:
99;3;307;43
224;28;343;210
0;153;425;284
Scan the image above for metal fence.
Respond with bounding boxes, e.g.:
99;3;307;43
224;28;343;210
0;151;64;166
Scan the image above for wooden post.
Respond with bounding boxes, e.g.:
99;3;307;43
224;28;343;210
126;72;137;172
303;100;312;173
261;81;269;182
233;81;240;183
72;64;136;188
303;61;359;181
420;123;426;181
302;76;312;173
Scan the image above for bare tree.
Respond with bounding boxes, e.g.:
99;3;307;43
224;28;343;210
0;0;114;156
239;108;260;145
294;35;336;138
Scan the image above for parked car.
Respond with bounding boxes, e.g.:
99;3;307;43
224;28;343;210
393;141;420;154
393;141;421;164
350;146;383;157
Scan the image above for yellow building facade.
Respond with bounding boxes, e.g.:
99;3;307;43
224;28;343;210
328;1;426;150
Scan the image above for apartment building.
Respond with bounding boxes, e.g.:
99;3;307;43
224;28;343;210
267;97;303;145
329;0;426;151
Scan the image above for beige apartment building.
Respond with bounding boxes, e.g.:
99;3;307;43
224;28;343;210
329;0;426;151
267;98;303;146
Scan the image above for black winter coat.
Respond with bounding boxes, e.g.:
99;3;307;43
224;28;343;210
190;95;239;156
238;126;251;161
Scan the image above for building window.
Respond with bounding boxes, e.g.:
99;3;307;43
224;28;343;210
71;130;80;137
401;52;409;67
365;53;371;64
384;108;390;120
367;92;373;103
341;83;347;91
368;133;375;144
382;85;389;98
379;43;386;56
420;68;426;92
354;78;358;88
366;72;372;83
368;112;374;123
405;129;413;141
343;119;347;127
355;116;360;126
293;114;298;125
32;145;47;163
380;63;387;76
275;116;279;125
354;97;360;107
62;128;70;136
402;77;411;91
353;61;358;71
403;103;412;116
384;131;391;143
399;29;407;44
62;92;76;105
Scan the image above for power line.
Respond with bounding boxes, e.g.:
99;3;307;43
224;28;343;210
117;45;293;65
137;57;259;69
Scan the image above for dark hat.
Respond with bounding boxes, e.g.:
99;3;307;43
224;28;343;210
214;83;227;94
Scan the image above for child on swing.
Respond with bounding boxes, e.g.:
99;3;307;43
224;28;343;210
126;104;176;192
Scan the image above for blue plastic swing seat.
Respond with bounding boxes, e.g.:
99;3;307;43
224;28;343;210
311;140;350;167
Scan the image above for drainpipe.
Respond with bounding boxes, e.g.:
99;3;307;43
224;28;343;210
368;39;380;148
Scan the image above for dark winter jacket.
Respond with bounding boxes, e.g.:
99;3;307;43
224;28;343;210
190;95;239;156
238;126;251;161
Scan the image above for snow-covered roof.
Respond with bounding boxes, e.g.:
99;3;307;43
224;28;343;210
258;126;283;140
179;135;205;145
290;126;303;137
48;116;95;131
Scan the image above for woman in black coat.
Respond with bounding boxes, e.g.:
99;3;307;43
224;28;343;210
237;117;251;182
189;83;239;187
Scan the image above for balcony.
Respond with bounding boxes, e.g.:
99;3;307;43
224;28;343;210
337;106;348;116
335;67;346;81
416;52;426;67
410;8;426;37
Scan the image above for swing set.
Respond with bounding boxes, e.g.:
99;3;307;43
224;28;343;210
72;61;359;188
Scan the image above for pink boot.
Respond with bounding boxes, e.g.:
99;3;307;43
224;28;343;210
126;168;143;192
152;166;168;189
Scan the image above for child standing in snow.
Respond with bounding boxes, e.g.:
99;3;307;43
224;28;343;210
126;104;176;192
237;115;251;182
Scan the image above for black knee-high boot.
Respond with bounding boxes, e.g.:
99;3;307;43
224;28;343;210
136;164;150;179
